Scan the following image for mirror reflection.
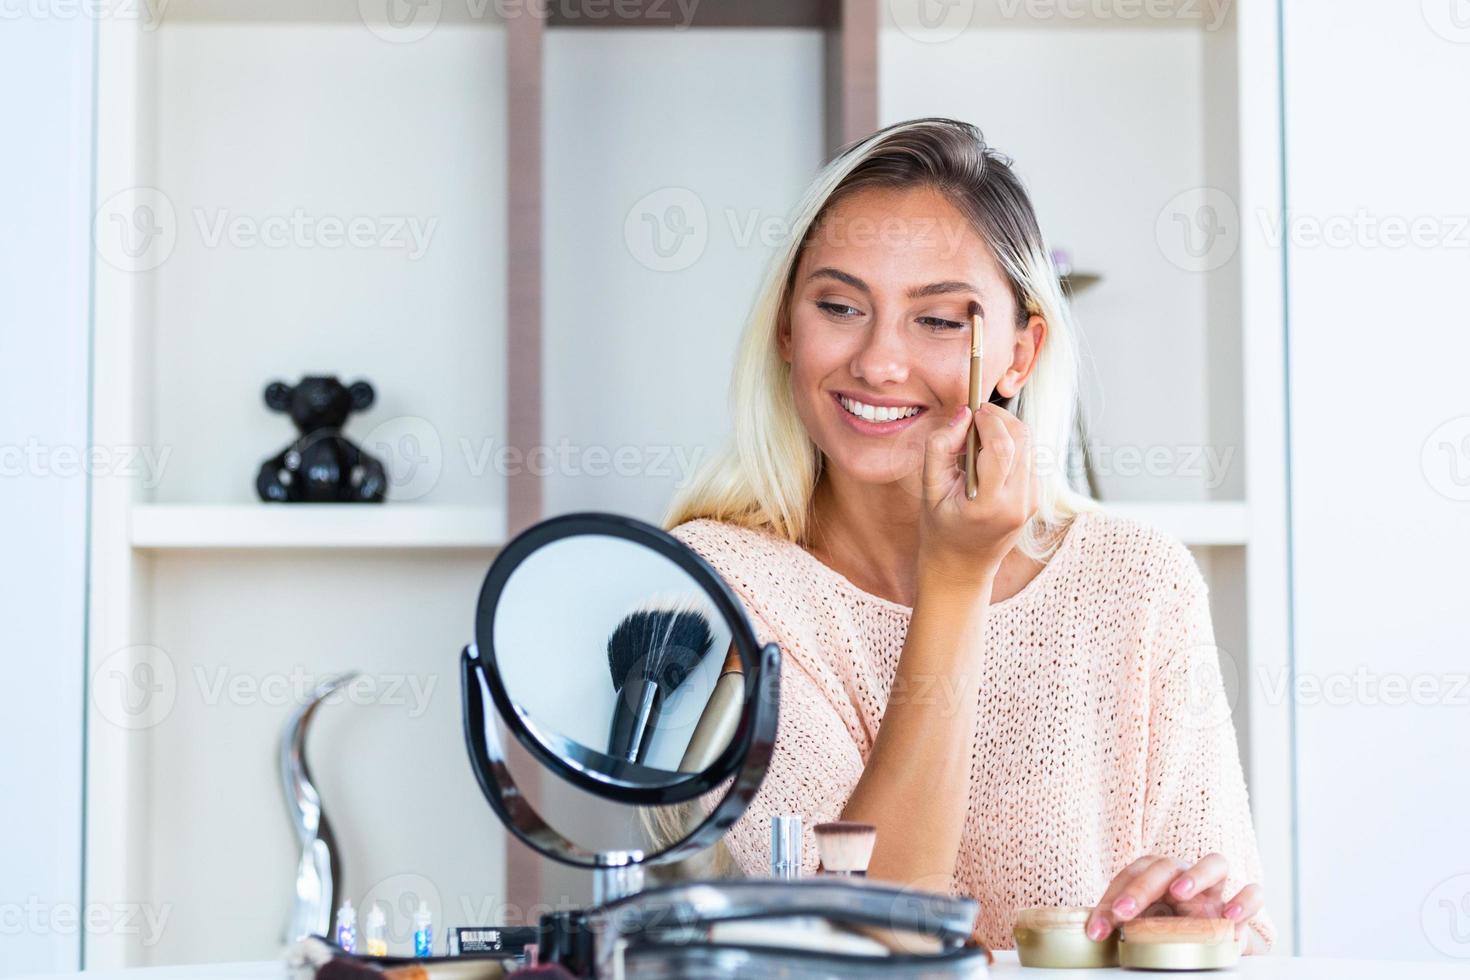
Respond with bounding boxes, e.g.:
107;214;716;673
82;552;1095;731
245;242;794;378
493;534;737;778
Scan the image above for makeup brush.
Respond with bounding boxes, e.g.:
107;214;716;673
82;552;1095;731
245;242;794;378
813;820;877;877
965;300;984;500
677;640;742;774
605;596;715;764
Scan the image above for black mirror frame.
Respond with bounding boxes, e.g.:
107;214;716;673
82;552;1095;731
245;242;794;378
460;511;782;869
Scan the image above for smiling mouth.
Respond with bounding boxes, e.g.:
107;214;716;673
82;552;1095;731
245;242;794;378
833;392;927;424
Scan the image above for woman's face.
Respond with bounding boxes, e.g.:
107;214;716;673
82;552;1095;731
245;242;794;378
779;185;1042;489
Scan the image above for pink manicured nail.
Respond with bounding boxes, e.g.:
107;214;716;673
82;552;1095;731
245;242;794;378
1224;904;1243;920
1113;896;1137;917
1172;876;1195;898
1087;918;1108;941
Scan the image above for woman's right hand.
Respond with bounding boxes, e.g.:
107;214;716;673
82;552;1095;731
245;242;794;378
918;401;1038;593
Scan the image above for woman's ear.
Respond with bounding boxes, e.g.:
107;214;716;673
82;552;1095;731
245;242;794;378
995;313;1047;398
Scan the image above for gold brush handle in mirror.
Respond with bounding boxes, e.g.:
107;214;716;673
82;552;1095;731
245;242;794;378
678;642;743;774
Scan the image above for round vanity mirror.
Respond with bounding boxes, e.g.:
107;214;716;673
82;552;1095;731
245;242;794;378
461;512;780;872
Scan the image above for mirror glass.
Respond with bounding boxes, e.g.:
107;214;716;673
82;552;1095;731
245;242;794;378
490;533;738;782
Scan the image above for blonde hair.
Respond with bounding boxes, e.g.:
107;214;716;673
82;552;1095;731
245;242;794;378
664;116;1096;558
645;118;1097;880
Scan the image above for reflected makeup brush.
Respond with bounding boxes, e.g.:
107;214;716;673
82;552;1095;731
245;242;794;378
605;596;715;764
965;299;984;500
677;639;742;774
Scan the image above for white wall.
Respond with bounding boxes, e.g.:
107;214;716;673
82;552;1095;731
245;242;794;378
1284;0;1470;961
0;12;94;976
542;27;828;524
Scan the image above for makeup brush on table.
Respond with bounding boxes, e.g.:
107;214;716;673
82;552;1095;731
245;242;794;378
965;299;984;501
813;821;877;877
605;596;716;764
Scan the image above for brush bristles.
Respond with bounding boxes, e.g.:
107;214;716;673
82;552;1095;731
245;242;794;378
813;821;877;874
606;594;716;694
968;300;984;357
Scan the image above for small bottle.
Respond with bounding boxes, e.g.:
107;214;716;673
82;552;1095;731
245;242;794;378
334;899;357;953
364;902;388;956
412;901;433;958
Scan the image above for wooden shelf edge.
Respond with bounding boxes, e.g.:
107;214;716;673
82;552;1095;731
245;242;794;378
129;503;506;551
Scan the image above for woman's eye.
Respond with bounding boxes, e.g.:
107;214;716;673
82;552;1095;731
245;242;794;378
816;301;862;319
919;316;966;332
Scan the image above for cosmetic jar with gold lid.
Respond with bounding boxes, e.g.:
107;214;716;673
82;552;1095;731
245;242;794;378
1012;906;1118;968
1118;916;1241;970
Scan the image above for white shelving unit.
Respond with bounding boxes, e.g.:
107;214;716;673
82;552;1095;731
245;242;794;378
85;0;1294;969
130;503;506;550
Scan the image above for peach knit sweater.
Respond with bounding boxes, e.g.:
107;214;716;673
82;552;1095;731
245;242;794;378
670;508;1273;950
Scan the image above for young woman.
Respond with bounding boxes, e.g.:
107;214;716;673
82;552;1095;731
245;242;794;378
662;117;1271;952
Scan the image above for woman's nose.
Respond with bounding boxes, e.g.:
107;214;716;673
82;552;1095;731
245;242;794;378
850;319;911;387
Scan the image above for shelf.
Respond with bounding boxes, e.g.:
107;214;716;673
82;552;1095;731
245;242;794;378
130;503;506;551
1102;501;1248;546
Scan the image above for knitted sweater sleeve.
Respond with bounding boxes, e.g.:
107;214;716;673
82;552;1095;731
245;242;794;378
1142;548;1276;951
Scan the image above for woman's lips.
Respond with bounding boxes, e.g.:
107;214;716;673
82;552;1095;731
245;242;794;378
830;391;928;435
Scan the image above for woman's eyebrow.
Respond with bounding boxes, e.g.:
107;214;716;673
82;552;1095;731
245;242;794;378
807;267;980;300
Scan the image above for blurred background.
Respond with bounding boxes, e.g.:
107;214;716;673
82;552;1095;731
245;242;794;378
3;0;1469;972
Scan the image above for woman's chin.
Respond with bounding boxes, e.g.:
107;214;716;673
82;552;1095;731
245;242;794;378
823;441;926;492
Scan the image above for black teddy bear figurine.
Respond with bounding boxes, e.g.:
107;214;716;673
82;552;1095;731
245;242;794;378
256;376;388;503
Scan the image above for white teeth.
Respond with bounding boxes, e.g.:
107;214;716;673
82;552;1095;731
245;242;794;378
839;396;921;423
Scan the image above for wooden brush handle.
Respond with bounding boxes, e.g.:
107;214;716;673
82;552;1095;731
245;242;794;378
965;350;982;500
678;641;743;773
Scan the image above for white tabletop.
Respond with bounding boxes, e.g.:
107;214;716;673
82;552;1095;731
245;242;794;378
14;950;1470;979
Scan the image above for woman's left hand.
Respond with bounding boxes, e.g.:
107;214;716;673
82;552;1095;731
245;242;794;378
1086;853;1266;949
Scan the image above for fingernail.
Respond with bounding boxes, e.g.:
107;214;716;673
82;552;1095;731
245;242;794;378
1112;896;1136;917
1224;904;1242;920
1087;918;1107;941
1172;876;1195;898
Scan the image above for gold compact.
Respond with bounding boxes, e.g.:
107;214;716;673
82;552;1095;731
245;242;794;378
1118;917;1241;971
1012;907;1118;968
